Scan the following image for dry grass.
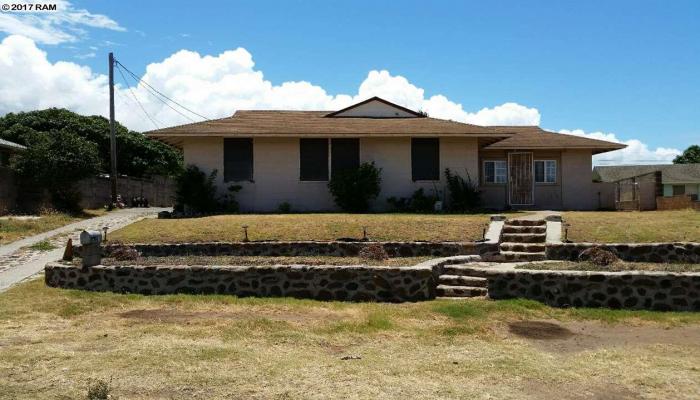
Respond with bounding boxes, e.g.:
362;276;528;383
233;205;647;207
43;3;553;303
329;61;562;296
96;255;433;267
0;209;106;245
516;261;700;273
110;213;495;244
1;279;699;399
563;210;699;243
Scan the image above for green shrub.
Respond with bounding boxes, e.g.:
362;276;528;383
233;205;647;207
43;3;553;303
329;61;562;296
86;378;111;400
277;202;292;213
328;162;382;212
174;165;241;214
444;168;480;212
387;188;439;213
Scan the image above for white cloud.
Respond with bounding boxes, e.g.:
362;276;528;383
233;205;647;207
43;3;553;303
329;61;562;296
0;1;124;44
0;34;680;167
558;129;681;165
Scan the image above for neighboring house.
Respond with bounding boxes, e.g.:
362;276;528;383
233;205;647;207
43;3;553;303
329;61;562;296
0;138;25;168
0;138;25;214
148;97;624;212
593;164;700;210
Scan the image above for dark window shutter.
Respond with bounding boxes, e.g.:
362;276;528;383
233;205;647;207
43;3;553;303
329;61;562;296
411;138;440;181
331;138;360;177
224;138;253;182
300;138;329;181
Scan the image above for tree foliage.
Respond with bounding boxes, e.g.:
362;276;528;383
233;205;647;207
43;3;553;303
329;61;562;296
328;162;382;212
0;108;182;177
673;145;700;164
10;128;101;211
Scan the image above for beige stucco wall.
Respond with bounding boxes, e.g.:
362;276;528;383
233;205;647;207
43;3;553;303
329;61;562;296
561;149;595;210
478;150;566;210
183;136;480;212
183;138;600;211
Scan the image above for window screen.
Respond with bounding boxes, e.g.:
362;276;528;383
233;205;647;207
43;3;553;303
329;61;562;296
331;138;360;177
672;185;686;196
300;138;329;181
534;160;556;183
411;138;440;181
224;138;253;182
484;160;507;184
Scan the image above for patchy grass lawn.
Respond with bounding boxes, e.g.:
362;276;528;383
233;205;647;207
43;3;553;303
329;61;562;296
563;210;699;243
516;261;700;273
110;213;496;244
94;255;434;267
0;209;106;245
1;279;699;399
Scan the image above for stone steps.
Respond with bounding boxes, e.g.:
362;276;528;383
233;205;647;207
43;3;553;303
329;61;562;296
502;225;546;234
499;243;546;253
442;265;491;278
500;233;546;243
436;285;487;298
504;219;546;226
500;251;546;262
438;275;488;287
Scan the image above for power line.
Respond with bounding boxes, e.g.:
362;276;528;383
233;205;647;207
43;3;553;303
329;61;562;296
114;59;211;121
116;61;197;124
114;86;159;129
115;63;160;130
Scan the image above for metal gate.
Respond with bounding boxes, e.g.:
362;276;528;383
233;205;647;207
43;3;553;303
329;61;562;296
508;152;534;206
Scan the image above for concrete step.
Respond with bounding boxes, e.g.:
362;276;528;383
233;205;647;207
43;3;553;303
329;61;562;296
438;275;488;287
500;232;546;243
499;242;546;253
505;219;546;227
500;251;546;262
442;265;491;278
502;225;546;234
436;285;488;298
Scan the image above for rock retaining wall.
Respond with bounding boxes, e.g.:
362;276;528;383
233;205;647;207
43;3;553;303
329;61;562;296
487;270;700;311
74;241;499;258
546;242;700;263
44;263;435;302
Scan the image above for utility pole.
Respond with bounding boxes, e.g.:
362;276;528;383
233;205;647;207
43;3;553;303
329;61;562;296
108;52;118;206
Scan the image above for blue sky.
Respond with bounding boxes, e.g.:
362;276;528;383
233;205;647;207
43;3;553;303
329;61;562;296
0;0;698;164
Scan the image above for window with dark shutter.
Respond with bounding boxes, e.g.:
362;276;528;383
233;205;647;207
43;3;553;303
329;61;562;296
411;138;440;181
300;138;329;181
224;138;253;182
331;138;359;177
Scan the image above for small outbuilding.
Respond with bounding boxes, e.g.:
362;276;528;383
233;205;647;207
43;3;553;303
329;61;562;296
593;164;700;210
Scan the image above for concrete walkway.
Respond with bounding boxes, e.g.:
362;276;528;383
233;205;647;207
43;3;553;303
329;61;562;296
0;207;167;292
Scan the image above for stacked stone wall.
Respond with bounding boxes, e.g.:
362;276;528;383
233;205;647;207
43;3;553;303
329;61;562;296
487;270;699;311
546;242;700;263
73;241;500;258
45;263;435;302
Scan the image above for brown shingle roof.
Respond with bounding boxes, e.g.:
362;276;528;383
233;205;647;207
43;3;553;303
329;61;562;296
484;126;626;154
593;164;700;184
147;110;507;137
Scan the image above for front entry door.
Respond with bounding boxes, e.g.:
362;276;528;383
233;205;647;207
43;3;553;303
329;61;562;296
508;152;534;206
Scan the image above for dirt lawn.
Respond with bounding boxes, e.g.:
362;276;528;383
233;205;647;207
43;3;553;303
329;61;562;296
109;213;497;243
1;279;699;399
563;210;699;243
0;209;106;245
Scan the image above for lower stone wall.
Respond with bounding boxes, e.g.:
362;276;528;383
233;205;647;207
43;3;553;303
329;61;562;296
45;262;435;302
656;195;700;211
74;241;500;258
487;270;700;311
546;242;700;263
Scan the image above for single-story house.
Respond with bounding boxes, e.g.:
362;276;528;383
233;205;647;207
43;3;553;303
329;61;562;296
593;164;700;210
148;97;625;212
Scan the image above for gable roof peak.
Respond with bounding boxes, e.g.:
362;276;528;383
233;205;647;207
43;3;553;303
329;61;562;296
325;96;426;118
